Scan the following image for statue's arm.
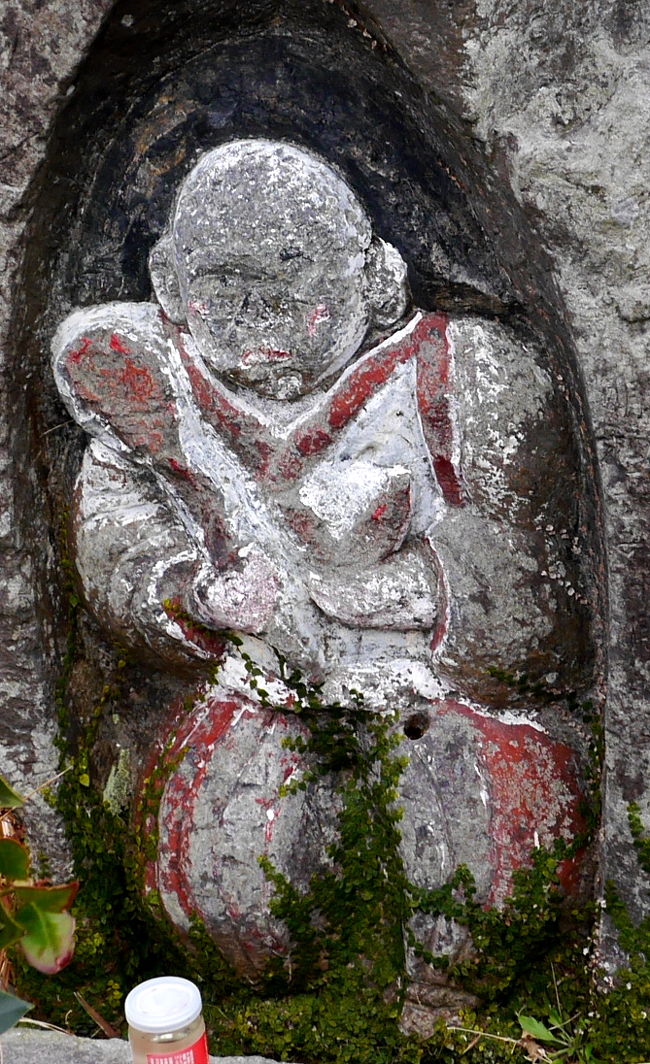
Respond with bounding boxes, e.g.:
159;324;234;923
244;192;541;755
53;303;287;658
71;439;281;663
425;317;592;698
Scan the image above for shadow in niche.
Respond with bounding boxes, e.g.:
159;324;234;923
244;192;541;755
11;0;605;1004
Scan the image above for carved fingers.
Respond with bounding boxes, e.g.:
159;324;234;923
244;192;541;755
307;541;441;630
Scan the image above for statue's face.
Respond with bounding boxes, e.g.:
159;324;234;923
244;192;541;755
170;141;374;399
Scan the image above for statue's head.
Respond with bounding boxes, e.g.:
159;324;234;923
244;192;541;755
149;139;409;399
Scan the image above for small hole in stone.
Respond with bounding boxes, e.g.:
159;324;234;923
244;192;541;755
404;713;429;740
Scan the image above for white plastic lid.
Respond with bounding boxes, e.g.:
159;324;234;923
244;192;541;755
125;976;202;1034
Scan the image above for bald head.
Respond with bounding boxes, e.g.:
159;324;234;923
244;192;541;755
150;139;408;399
173;139;372;264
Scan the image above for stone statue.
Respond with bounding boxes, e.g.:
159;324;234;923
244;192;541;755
52;139;591;1013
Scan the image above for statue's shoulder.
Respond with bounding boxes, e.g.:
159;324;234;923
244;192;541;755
51;301;182;449
51;301;169;373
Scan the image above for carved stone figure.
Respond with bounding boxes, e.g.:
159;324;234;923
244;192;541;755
52;139;592;1011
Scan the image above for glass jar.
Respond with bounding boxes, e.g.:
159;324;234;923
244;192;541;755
125;976;209;1063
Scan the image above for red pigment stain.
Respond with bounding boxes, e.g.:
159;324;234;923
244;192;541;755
153;702;310;924
281;759;300;782
118;359;158;403
328;345;410;429
435;700;585;904
274;451;304;482
130;430;164;453
180;348;243;439
154;697;248;917
307;304;330;337
430;608;448;651
295;427;332;457
255;796;280;843
162;598;225;656
179;340;278;475
416;315;465;507
282;507;320;547
167;457;196;483
179;342;276;476
67;337;93;365
109;332;131;355
97;357;161;408
267;315;443;486
326;315;435;431
372;504;388;521
255;438;272;478
432;456;464;507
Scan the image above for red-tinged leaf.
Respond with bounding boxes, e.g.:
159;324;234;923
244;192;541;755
14;881;79;913
0;901;25;950
0;775;25;810
0;988;32;1034
0;839;30;880
14;903;76;974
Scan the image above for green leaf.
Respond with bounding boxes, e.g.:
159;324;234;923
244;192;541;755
0;901;26;950
14;903;76;973
0;839;31;880
0;988;32;1034
518;1014;557;1042
0;776;25;810
14;881;79;913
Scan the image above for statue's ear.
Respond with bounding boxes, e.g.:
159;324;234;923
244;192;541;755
365;237;410;330
149;231;186;324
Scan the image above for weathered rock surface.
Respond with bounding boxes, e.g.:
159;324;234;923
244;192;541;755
1;1027;295;1064
0;0;115;881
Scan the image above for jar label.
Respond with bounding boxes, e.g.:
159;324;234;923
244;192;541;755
146;1032;209;1064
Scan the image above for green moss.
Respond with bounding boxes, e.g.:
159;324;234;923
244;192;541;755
627;802;650;878
192;666;599;1063
102;747;132;815
585;804;650;1063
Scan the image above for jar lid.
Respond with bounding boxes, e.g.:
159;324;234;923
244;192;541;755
125;976;202;1034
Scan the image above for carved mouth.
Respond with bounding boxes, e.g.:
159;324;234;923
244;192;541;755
240;347;293;366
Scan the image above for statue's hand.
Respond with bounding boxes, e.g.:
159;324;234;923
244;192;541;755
307;540;442;631
187;548;280;633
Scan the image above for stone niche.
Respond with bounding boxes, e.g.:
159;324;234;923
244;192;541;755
6;0;611;1033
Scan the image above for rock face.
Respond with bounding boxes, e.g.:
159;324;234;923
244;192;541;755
0;0;647;1030
2;1027;289;1064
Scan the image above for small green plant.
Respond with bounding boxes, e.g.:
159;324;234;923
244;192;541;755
517;962;604;1062
0;771;78;1033
449;975;650;1064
